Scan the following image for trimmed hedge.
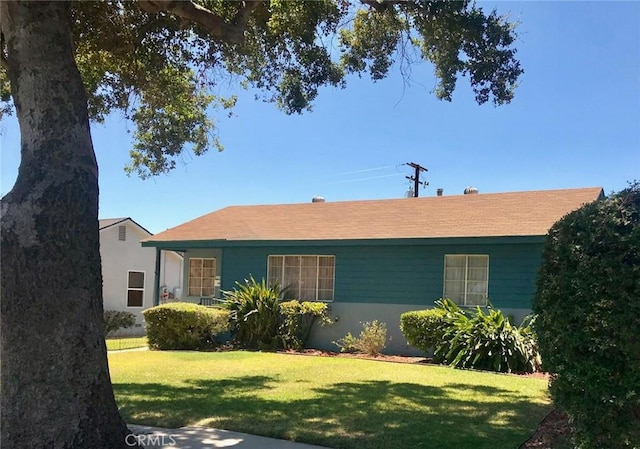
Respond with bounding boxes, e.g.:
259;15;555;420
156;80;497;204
400;308;448;359
143;302;230;350
534;183;640;448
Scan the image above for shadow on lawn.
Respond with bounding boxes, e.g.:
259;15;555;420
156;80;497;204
114;376;550;449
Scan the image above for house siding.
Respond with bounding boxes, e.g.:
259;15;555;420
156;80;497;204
218;239;542;311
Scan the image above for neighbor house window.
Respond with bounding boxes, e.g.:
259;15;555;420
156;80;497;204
267;255;335;301
127;271;145;307
188;258;217;297
443;255;489;306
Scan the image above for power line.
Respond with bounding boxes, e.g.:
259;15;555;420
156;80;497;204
329;173;404;185
335;165;398;176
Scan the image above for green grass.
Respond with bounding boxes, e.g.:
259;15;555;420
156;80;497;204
106;336;148;351
109;351;551;449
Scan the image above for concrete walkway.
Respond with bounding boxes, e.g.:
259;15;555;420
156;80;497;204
128;424;330;449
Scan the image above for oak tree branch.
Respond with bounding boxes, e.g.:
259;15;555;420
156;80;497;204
138;0;261;44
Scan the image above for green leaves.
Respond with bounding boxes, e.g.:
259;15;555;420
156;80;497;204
125;66;225;178
143;302;231;350
222;277;330;350
402;298;541;374
334;320;388;356
222;276;283;349
1;1;522;176
400;307;448;353
441;304;540;374
279;300;330;350
103;310;137;337
534;182;640;448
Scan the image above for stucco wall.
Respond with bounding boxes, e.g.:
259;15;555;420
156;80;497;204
307;302;532;356
100;221;182;335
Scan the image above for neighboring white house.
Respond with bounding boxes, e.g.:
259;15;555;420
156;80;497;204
99;218;183;335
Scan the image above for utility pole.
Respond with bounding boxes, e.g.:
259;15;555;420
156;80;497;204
405;162;428;197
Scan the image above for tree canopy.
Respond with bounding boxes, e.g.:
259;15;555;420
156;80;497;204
0;2;522;447
1;0;522;179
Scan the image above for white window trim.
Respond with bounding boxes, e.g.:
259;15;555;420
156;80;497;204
442;254;489;307
267;255;335;302
188;257;218;297
126;270;145;308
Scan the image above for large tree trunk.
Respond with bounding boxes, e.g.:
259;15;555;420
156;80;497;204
1;2;133;447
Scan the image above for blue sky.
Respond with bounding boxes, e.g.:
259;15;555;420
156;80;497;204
1;1;639;234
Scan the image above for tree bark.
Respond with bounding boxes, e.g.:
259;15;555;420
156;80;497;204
1;2;133;447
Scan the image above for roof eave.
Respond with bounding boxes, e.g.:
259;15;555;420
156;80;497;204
141;235;546;250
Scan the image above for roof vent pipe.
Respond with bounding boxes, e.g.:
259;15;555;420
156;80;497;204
464;186;479;195
312;196;326;203
436;188;444;197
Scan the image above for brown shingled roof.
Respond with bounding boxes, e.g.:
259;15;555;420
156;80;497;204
145;187;603;243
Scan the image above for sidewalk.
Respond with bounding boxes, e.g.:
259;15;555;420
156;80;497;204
128;424;331;449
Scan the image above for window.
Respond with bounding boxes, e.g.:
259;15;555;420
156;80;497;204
118;225;126;241
267;255;335;301
443;255;489;306
188;258;217;297
127;271;145;307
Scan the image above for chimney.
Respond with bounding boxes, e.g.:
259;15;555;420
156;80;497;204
436;188;443;197
312;196;325;203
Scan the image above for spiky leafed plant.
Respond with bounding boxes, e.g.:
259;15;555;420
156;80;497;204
222;277;283;349
435;299;540;373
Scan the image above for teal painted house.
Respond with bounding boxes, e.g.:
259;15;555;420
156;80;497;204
143;187;603;354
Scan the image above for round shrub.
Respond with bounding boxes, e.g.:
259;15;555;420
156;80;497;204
400;308;448;354
534;183;640;448
103;310;136;337
143;302;230;350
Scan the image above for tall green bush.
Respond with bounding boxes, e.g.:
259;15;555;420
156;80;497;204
534;183;640;449
143;302;230;350
222;277;282;349
278;300;331;350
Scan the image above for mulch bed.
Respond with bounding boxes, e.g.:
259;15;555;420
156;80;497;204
280;348;550;379
519;409;572;449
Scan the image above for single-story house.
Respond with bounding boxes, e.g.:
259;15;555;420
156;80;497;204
100;217;183;335
142;187;603;354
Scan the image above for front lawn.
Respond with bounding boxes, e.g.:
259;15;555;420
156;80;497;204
109;351;550;449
